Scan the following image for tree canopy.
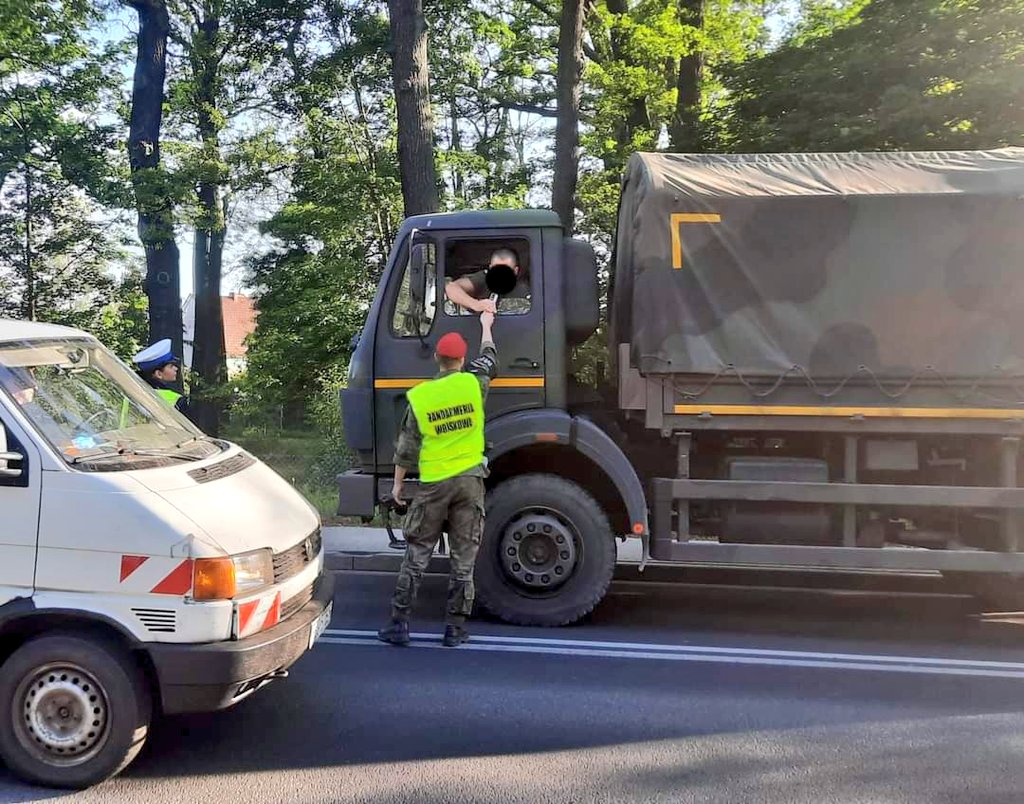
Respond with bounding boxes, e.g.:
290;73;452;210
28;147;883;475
0;0;1019;416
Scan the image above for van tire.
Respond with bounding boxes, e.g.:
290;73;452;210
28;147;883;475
0;633;151;789
476;474;616;626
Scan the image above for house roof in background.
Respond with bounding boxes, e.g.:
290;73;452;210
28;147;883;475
222;294;257;358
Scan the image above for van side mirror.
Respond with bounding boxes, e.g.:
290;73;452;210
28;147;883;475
0;427;24;479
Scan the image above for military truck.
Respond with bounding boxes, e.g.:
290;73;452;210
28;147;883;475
338;148;1024;625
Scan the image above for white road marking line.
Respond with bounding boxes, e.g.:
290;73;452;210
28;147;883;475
319;629;1024;678
323;628;1024;671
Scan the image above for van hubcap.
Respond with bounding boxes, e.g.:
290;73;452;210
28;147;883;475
15;663;110;766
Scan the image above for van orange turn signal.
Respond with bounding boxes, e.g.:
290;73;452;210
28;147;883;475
193;557;236;600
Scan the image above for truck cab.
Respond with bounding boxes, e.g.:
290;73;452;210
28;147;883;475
338;210;650;627
0;319;334;788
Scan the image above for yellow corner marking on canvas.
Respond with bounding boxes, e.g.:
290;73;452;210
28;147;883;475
670;213;722;269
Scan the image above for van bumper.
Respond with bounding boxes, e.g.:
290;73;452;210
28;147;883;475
148;572;335;714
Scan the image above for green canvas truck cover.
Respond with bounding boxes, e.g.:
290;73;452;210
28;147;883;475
611;149;1024;398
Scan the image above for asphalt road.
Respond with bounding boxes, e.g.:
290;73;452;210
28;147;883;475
6;570;1024;803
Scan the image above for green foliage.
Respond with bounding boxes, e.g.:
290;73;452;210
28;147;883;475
428;0;551;209
0;0;134;332
240;5;404;420
726;0;1024;151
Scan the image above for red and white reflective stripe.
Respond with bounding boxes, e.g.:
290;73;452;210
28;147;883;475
119;555;194;596
234;591;282;639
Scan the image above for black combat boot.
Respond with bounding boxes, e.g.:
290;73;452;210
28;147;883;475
377;619;411;646
442;624;469;647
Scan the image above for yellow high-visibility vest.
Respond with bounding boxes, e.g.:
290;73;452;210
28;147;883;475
406;372;485;482
155;388;183;408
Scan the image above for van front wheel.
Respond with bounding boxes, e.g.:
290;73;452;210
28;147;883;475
476;474;616;626
0;633;151;789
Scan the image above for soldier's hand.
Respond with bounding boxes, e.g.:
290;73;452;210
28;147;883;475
392;480;405;506
475;298;497;315
480;310;495;328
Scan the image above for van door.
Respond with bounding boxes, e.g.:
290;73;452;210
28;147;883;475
0;403;42;601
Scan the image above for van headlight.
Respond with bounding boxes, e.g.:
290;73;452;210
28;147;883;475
193;549;273;600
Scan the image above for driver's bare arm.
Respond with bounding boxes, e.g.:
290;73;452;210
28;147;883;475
445;276;496;314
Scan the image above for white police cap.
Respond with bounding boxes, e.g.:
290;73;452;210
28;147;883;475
133;339;178;372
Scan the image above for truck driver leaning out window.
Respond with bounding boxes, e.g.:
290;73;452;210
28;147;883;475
378;310;498;648
444;246;531;316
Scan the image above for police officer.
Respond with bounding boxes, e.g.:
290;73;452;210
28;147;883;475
132;339;188;415
378;311;498;647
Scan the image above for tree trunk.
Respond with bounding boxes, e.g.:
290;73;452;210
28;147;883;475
125;0;183;367
190;11;228;435
387;0;439;217
670;0;704;152
552;0;590;232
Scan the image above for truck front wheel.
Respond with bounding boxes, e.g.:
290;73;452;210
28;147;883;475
476;474;616;626
0;633;151;789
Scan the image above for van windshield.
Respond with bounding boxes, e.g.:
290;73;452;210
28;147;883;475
0;338;217;470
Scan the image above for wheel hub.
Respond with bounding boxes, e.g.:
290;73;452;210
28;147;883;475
499;510;578;590
15;664;109;766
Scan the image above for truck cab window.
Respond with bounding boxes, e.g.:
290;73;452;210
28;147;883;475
443;237;532;317
391;242;437;338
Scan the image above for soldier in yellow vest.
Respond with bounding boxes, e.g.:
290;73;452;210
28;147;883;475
132;339;189;416
378;311;498;648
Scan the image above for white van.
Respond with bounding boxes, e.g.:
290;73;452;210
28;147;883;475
0;319;334;788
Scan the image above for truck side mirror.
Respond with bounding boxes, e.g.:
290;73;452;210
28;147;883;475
409;244;429;308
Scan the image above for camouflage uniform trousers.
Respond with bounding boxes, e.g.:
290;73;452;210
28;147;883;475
391;474;485;626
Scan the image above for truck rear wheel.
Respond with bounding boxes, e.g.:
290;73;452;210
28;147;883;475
0;633;151;789
476;474;616;626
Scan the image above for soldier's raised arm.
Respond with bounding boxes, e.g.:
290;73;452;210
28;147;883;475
468;311;498;396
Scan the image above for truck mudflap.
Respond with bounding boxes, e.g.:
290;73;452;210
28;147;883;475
147;572;334;714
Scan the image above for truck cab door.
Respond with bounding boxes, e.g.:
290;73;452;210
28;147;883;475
372;229;547;468
0;402;42;601
372;236;440;466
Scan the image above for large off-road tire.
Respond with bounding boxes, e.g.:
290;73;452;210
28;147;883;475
0;633;151;789
476;474;616;626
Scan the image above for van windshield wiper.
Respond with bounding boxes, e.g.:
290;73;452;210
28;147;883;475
125;447;202;461
71;446;201;464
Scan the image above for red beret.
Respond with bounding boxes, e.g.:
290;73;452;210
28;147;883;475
436;332;468;360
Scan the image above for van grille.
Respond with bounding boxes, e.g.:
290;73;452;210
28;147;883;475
273;529;322;584
281;584;314;622
132;608;176;634
188;453;256;484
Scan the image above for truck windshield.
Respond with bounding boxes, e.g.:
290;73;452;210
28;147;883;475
0;338;215;469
